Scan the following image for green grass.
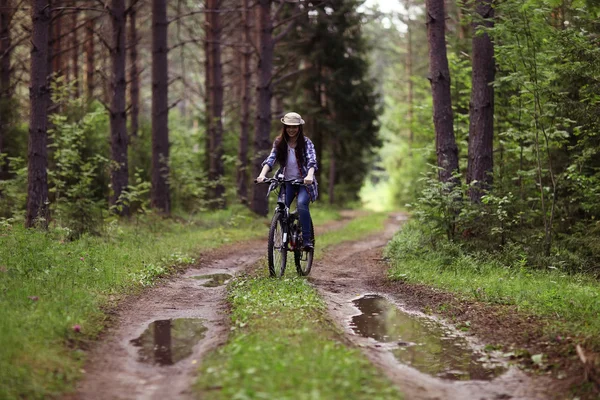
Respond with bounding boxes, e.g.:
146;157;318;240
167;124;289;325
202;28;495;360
0;205;340;400
195;210;399;399
195;277;401;399
314;211;388;258
385;221;600;342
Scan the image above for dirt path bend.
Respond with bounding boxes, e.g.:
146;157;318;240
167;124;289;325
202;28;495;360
310;214;561;400
71;213;357;400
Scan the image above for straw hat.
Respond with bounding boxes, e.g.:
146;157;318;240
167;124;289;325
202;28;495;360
280;112;305;126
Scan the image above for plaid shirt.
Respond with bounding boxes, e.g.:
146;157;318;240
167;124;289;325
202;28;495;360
261;137;319;201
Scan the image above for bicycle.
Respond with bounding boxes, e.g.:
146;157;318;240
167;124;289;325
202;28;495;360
255;175;315;277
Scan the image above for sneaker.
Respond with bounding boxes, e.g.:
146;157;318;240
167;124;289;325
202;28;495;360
302;241;314;251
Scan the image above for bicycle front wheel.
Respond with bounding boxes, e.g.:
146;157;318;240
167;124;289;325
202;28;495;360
268;212;287;277
295;217;314;276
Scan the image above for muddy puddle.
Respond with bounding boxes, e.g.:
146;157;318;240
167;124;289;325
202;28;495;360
191;273;232;287
130;318;207;366
350;294;506;381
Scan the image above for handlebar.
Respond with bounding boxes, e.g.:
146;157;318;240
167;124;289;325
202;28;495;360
254;177;305;186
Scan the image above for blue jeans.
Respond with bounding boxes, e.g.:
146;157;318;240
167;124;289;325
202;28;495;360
284;183;312;245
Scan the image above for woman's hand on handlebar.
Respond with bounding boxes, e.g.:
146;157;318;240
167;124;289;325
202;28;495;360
256;175;266;183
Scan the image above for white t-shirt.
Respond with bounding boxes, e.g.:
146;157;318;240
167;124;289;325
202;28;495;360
284;145;302;180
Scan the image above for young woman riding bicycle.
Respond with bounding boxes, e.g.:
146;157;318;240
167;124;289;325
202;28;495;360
256;112;318;251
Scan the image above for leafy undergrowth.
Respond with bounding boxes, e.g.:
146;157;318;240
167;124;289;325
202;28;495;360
0;206;340;400
195;276;401;399
385;221;600;347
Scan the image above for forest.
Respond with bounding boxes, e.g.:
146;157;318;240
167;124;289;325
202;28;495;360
1;0;600;398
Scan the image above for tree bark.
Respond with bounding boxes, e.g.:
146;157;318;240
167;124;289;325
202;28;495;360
250;0;274;216
328;138;337;205
426;0;459;183
26;0;51;228
406;10;414;145
204;4;212;177
71;1;80;97
0;0;12;181
467;0;495;202
85;16;95;98
208;0;225;208
109;0;129;216
151;0;170;214
51;9;63;78
128;0;139;138
237;0;251;204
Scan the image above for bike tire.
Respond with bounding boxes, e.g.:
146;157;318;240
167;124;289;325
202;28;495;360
295;217;314;276
268;212;287;277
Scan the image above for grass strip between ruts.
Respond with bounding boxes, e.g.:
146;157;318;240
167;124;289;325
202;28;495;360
194;277;401;400
195;211;401;399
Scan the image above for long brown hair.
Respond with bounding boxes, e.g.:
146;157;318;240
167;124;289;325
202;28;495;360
274;125;306;169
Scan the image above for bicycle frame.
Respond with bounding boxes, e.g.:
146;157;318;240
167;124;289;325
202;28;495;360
256;175;314;277
265;175;304;251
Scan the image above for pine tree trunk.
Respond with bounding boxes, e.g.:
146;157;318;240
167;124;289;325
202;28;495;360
204;5;212;176
51;10;62;78
85;16;95;98
109;0;129;216
71;2;80;98
128;0;139;138
467;0;495;203
25;0;51;228
151;0;170;214
328;139;337;205
0;0;12;182
237;0;251;204
208;0;225;208
250;0;273;216
426;0;459;183
406;12;414;145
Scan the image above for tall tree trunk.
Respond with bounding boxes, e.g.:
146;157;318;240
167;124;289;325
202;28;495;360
109;0;129;216
426;0;459;183
51;10;62;78
128;0;139;138
26;0;51;228
208;0;225;208
71;2;80;97
204;5;212;176
151;0;170;214
85;16;95;98
0;0;12;182
467;0;495;202
406;13;414;145
328;138;337;205
237;0;251;204
250;0;274;216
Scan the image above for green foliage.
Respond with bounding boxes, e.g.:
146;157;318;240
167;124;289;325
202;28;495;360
385;221;600;342
48;104;109;237
0;155;28;219
283;0;381;204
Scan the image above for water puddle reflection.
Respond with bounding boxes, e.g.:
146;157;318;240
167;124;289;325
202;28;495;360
131;318;207;366
192;273;232;287
350;295;505;380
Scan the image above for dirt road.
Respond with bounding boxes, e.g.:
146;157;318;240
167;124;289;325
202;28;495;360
311;213;560;400
71;212;564;400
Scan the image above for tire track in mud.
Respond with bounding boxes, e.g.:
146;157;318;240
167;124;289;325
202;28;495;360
310;213;561;400
70;214;357;400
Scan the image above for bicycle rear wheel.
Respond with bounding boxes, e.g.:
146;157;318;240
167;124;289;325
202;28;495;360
295;217;314;276
268;212;287;277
